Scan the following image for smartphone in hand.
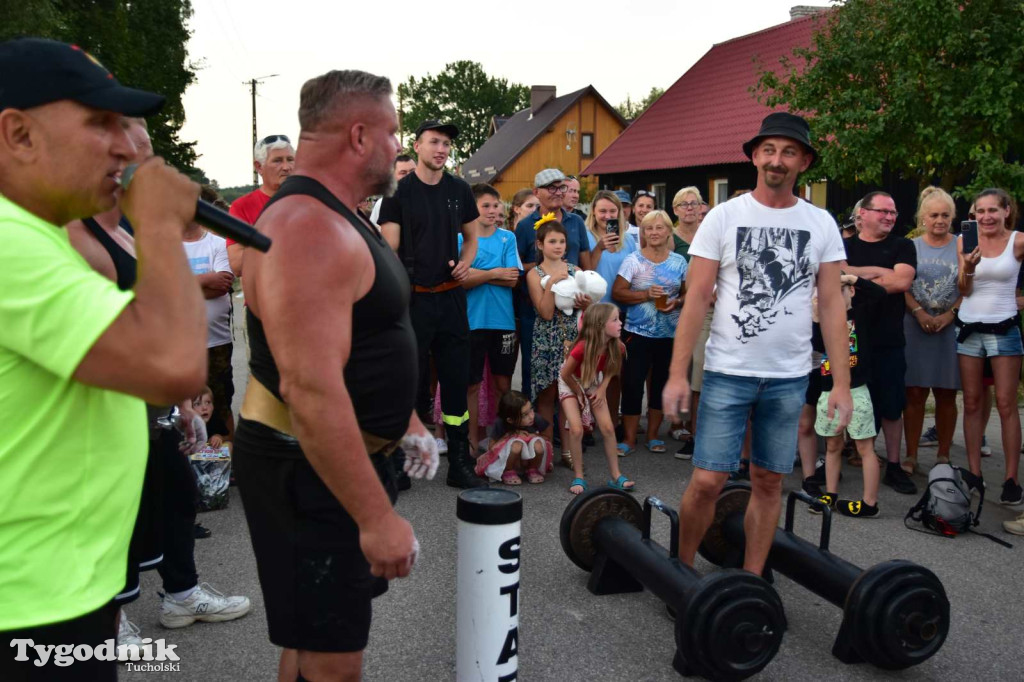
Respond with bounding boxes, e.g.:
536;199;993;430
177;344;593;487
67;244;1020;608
606;221;619;235
961;220;978;253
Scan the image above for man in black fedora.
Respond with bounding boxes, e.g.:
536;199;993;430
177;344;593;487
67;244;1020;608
379;120;486;488
663;111;853;577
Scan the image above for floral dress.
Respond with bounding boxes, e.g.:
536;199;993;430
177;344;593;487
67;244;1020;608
530;263;581;400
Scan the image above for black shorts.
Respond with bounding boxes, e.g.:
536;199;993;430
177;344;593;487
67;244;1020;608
0;601;119;681
805;368;822;406
469;329;518;384
115;429;170;604
867;346;907;423
234;419;399;653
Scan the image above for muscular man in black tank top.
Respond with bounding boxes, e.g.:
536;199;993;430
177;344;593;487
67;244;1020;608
233;70;435;681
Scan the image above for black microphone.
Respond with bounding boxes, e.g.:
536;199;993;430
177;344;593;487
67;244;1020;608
120;164;272;253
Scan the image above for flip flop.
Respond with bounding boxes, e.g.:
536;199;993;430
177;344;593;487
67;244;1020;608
569;477;587;495
646;439;667;454
616;443;635;457
608;475;635;492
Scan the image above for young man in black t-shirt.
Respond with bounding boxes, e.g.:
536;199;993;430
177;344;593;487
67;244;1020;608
842;190;918;494
379;120;486;488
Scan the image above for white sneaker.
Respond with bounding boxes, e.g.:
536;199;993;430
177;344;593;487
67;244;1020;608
117;609;143;648
160;583;251;628
435;437;448;455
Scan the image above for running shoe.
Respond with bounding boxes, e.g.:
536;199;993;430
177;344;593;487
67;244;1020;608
674;439;694;460
883;464;917;495
1004;512;1024;536
801;477;822;498
117;610;143;648
160;583;251;629
980;436;992;457
837;499;879;518
919;426;939;447
1000;478;1024;506
809;492;837;515
434;437;448;455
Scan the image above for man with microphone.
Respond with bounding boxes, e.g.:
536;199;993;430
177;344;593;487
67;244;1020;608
0;38;206;679
234;69;434;682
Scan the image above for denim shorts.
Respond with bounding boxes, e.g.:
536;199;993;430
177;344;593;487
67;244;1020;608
956;326;1024;358
693;371;808;474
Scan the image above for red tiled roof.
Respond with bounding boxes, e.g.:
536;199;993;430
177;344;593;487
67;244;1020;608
583;13;829;175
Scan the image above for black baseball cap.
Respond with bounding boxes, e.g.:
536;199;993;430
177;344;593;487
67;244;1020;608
0;38;165;116
415;119;459;140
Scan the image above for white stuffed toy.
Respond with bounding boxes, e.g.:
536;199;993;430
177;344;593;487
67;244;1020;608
539;270;608;316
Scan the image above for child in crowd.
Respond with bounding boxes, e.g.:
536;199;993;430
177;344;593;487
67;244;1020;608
475;391;552;484
559;303;633;495
813;273;886;518
526;217;589;452
193;386;231;453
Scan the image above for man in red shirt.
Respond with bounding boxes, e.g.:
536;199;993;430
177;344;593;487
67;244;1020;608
227;134;294;275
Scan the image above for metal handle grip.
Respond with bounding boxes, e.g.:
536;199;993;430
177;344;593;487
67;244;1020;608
785;490;832;552
643;496;680;559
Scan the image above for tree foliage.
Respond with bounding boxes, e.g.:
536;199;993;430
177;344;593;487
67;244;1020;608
617;87;665;121
0;1;200;175
397;61;530;165
757;0;1024;198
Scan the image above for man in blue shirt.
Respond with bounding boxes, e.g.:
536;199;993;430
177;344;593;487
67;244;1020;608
514;168;591;396
461;183;521;451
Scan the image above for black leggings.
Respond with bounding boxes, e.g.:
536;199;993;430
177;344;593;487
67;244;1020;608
621;332;674;416
0;601;119;681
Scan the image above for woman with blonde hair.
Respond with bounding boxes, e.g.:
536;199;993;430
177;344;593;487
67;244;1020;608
900;187;961;474
671;186;703;260
584;190;638;303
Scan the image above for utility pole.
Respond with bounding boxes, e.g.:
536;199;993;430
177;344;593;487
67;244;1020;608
244;74;279;187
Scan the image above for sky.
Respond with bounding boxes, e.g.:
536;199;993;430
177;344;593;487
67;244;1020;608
180;0;829;188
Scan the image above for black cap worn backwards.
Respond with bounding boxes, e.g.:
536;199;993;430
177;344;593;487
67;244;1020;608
0;38;165;116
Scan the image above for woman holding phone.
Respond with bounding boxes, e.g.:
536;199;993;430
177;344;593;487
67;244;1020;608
956;188;1024;505
585;190;638;303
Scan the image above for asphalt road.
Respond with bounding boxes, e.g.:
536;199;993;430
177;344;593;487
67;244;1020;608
121;299;1023;681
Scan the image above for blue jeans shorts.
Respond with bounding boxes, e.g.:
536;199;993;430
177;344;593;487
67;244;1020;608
693;371;808;474
956;326;1023;358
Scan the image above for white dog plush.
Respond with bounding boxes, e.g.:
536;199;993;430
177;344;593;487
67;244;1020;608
538;270;608;316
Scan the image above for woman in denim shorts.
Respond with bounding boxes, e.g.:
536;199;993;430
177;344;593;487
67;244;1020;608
956;188;1024;505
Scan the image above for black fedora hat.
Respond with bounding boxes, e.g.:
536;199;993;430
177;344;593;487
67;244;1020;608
742;112;817;165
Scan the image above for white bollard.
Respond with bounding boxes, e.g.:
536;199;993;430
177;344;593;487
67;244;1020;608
456;488;523;682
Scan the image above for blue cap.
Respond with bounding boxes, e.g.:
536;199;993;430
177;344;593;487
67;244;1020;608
613;189;632;205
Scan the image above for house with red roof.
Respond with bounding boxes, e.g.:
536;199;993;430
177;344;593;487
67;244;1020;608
583;8;836;213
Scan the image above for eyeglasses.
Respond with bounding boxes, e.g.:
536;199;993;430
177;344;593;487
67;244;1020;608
259;134;291;146
543;184;568;194
675;201;700;209
862;207;899;219
635;190;656;199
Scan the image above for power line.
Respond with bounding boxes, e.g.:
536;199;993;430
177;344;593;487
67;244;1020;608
244;74;280;187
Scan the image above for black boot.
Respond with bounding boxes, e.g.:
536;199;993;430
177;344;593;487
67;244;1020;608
445;423;487;489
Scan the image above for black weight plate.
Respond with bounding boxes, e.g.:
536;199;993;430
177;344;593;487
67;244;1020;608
698;484;751;567
559;487;643;571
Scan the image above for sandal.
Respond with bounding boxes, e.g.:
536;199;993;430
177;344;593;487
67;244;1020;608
608;475;635;491
646;439;667;454
526;468;545;484
569;477;587;495
616;443;635;457
900;456;918;475
561;451;573;469
501;470;522;485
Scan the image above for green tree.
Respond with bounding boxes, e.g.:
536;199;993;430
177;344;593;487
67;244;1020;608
0;1;200;174
617;86;665;120
757;0;1024;197
397;61;530;165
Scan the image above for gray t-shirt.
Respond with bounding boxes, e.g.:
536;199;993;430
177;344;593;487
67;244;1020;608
910;236;959;316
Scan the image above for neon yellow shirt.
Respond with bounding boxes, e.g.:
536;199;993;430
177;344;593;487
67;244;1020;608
0;195;146;629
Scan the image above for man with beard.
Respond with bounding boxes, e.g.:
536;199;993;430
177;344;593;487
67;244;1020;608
234;70;436;681
226;134;295;275
663;112;852;578
379;121;485;488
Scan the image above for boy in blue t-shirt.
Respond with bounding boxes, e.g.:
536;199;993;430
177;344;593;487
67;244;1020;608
459;183;522;451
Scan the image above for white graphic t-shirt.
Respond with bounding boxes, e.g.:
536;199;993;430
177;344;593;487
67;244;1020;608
689;193;846;378
183;232;233;348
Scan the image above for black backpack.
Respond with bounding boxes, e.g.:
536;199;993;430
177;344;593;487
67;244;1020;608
905;463;1012;547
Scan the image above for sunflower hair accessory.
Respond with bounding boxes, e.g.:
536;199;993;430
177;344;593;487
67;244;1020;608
534;212;557;230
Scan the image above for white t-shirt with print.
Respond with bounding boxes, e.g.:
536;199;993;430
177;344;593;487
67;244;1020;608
689;193;845;378
183;232;233;348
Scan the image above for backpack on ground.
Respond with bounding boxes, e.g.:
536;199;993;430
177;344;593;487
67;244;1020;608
905;463;1012;547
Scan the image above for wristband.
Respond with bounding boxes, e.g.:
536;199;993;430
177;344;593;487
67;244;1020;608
964;272;975;277
911;307;922;315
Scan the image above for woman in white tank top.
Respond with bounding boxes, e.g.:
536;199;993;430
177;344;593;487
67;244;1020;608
956;188;1024;506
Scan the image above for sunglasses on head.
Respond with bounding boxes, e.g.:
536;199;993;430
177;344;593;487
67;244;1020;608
634;190;655;199
260;134;291;146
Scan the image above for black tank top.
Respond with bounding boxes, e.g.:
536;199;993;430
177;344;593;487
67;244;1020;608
247;175;417;441
83;217;136;291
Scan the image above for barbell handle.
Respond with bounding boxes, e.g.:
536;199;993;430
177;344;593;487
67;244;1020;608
643;496;680;559
785;490;833;552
